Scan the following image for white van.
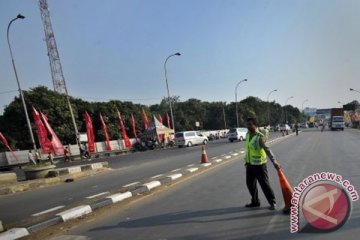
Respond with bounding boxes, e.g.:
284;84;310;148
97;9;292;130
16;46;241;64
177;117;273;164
228;128;247;142
175;131;208;147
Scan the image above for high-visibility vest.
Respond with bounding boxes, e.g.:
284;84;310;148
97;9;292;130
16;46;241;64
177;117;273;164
245;131;267;165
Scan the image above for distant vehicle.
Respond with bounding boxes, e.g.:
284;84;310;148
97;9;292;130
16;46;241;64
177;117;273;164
300;123;308;128
279;124;291;131
228;128;247;142
330;108;345;131
273;124;280;132
175;131;208;147
308;122;315;128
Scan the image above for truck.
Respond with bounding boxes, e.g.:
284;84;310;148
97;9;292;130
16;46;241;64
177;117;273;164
330;108;345;131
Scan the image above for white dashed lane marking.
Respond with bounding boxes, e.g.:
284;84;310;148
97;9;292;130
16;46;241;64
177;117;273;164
32;206;65;217
123;182;140;188
86;192;110;199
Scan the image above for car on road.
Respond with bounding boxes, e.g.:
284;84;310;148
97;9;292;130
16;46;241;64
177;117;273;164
279;124;291;131
228;128;247;142
175;131;208;147
273;124;280;132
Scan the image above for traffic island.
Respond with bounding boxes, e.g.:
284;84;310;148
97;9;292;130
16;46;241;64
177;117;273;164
0;162;109;196
23;164;56;180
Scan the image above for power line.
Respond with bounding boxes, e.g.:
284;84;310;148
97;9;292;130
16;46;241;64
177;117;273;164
0;90;17;95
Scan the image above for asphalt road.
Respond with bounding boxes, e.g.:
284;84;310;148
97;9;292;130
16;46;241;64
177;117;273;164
54;128;360;240
0;133;282;227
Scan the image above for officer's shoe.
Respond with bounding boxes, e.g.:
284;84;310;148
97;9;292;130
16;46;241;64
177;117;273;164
245;202;260;208
269;204;276;210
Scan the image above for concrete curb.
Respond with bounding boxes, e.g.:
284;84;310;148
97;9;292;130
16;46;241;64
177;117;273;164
48;162;108;177
0;133;294;240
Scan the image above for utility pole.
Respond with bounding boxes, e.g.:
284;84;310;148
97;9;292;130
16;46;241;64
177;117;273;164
223;104;227;129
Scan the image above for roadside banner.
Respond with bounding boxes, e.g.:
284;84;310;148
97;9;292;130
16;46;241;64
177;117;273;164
85;112;96;153
166;112;171;129
116;110;132;149
0;132;19;162
158;114;163;124
40;112;64;155
99;113;112;151
131;113;138;140
142;108;150;129
32;107;52;153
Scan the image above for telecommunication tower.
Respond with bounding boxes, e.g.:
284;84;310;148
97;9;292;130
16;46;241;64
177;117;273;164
39;0;67;93
39;0;80;145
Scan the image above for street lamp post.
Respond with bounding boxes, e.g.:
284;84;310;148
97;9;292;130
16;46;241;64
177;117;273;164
267;89;277;126
235;79;247;128
7;14;37;151
284;96;294;124
164;52;181;133
301;99;309;112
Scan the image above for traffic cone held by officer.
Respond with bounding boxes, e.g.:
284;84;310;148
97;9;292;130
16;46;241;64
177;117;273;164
244;117;281;211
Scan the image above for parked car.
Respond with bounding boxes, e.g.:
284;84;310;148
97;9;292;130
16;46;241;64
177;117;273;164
273;124;280;132
175;131;208;147
228;128;247;142
279;124;291;131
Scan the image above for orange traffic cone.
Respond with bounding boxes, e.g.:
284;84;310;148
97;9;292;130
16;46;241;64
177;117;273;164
201;145;209;163
277;168;294;214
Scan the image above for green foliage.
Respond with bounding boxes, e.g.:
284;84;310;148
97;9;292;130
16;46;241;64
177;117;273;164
0;86;305;150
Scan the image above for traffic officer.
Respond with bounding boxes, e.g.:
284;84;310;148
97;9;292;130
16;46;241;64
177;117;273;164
244;117;280;210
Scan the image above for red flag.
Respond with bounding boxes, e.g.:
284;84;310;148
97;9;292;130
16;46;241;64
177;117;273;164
40;112;64;155
0;132;19;162
131;113;138;140
99;113;112;151
32;107;52;154
117;110;132;149
85;112;96;153
166;112;171;129
158;114;163;124
142;108;150;129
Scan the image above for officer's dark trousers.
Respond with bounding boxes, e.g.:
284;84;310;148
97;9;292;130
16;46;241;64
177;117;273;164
246;164;276;205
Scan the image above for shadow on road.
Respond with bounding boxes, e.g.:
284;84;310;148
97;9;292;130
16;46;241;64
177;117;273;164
89;206;280;232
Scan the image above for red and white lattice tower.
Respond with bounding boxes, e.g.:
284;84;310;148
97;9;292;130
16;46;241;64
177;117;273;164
39;0;68;94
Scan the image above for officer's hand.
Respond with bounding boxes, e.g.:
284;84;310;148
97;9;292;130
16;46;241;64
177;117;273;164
273;161;281;170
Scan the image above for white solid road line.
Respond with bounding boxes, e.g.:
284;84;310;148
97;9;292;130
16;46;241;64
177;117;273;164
85;192;110;199
123;182;140;188
150;174;163;179
32;206;65;217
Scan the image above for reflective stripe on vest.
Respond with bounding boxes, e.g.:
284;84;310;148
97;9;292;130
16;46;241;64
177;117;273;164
245;131;267;165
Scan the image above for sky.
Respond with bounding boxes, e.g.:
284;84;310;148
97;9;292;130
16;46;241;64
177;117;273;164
1;0;360;115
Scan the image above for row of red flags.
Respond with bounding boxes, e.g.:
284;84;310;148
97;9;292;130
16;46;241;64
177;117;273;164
0;107;171;157
90;110;171;152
